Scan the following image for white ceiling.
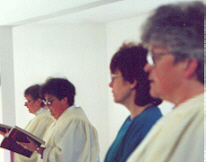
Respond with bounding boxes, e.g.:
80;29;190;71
0;0;204;26
32;0;180;25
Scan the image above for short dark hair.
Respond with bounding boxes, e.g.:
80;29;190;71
141;2;204;84
110;43;162;106
24;84;45;107
40;78;76;106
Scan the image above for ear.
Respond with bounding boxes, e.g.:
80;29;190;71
36;98;42;105
61;97;68;104
184;58;198;79
130;80;138;89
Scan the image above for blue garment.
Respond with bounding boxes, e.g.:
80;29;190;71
104;106;162;162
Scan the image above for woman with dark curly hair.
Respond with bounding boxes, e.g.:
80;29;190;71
104;43;162;162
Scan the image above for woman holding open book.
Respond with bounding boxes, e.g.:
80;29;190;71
14;84;55;162
0;84;55;162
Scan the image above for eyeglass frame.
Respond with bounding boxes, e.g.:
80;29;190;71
110;74;122;82
25;99;35;104
43;98;58;106
147;49;172;67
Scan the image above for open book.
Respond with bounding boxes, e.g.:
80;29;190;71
0;125;45;157
0;123;12;133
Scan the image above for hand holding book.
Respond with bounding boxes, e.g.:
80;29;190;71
17;137;45;155
17;136;39;152
0;124;12;136
0;125;45;157
0;128;9;136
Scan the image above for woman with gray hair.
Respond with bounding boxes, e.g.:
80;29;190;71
127;2;204;162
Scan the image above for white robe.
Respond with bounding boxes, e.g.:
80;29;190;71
42;107;99;162
14;109;55;162
127;93;204;162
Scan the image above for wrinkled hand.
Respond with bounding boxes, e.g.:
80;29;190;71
17;137;37;152
0;129;9;137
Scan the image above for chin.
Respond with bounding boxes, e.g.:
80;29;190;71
114;100;122;105
114;99;119;103
150;89;160;98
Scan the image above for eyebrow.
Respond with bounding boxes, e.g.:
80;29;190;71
45;97;53;100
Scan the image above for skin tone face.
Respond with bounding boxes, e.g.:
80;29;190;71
144;45;187;102
44;94;68;120
109;70;136;106
25;95;41;114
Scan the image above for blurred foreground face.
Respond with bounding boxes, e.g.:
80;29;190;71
24;95;39;114
144;45;186;101
109;70;135;105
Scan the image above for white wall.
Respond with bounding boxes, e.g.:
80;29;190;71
0;27;16;162
0;87;4;162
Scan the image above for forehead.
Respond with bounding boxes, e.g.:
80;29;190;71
25;95;33;100
149;45;169;53
112;69;122;74
44;94;56;100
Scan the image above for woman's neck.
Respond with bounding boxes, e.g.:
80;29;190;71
128;103;152;120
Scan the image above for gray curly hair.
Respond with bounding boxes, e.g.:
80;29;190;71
141;1;204;84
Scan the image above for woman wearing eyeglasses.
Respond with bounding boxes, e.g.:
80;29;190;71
12;84;55;162
104;43;163;162
17;78;100;162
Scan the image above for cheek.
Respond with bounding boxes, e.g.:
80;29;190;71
155;69;178;95
50;105;59;114
152;69;170;93
49;107;54;112
28;104;33;109
114;85;125;97
112;83;120;93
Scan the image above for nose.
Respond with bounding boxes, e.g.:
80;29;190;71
144;62;153;72
109;81;113;88
24;102;28;107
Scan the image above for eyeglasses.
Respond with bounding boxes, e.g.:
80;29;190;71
111;74;122;82
147;50;171;67
43;98;58;106
25;100;34;104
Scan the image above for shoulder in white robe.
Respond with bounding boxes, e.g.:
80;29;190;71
43;107;99;162
127;93;204;162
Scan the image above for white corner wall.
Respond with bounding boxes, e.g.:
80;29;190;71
0;27;16;162
0;86;3;162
